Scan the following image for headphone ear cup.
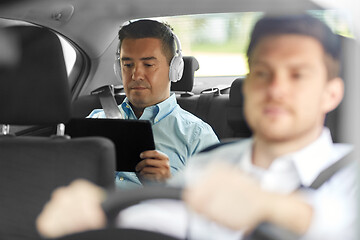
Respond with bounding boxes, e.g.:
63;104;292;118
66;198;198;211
114;41;122;84
169;55;184;82
114;54;122;84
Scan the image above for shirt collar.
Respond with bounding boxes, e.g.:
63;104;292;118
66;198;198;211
238;140;300;193
120;93;177;124
292;127;353;187
238;127;352;192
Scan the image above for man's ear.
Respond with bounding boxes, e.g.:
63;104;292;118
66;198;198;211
322;77;344;113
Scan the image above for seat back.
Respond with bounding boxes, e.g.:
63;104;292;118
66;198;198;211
226;77;252;138
0;26;116;240
170;56;198;93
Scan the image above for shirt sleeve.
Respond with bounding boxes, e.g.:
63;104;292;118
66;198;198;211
190;122;219;155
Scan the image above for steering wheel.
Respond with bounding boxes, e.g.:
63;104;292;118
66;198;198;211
56;186;299;240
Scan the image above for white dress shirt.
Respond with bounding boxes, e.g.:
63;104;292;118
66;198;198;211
116;128;358;240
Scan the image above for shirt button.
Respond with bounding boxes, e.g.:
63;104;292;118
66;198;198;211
119;177;124;181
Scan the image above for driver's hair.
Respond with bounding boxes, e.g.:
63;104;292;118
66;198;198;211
247;14;341;80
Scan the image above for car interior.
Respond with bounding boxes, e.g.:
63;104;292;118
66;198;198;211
0;0;359;239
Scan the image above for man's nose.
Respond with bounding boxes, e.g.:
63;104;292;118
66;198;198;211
267;72;289;99
132;65;145;80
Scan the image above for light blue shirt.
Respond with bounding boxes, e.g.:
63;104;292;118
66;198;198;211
88;93;219;188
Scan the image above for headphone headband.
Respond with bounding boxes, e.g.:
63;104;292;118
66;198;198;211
173;32;182;57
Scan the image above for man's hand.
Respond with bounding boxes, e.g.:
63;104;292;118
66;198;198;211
135;150;171;183
183;163;269;232
36;179;107;238
183;163;312;234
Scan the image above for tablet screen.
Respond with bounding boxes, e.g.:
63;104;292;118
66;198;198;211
65;118;155;172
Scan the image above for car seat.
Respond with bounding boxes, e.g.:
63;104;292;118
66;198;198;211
0;25;116;240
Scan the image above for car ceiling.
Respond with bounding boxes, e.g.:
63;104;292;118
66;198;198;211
0;0;322;59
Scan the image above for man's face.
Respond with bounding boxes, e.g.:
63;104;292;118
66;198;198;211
244;34;337;143
120;37;170;110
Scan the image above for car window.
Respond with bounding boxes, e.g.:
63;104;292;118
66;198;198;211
58;36;76;76
156;10;353;78
57;34;85;93
158;12;262;78
153;11;354;93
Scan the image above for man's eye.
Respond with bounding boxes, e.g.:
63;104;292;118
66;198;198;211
123;63;133;68
144;63;154;67
253;70;269;79
292;72;305;80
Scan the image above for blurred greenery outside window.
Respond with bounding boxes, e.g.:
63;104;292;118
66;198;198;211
157;10;353;77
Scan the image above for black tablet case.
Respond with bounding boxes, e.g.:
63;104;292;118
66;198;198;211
65;118;155;172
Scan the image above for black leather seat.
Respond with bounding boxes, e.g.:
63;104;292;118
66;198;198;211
0;25;116;240
226;77;252;138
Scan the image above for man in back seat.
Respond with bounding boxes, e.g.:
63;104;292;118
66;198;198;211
88;19;218;189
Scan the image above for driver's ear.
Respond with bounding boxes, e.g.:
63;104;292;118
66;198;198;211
322;77;344;114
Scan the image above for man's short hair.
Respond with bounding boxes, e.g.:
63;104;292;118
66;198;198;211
118;19;176;64
247;14;341;79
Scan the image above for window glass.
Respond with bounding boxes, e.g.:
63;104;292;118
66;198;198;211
158;13;262;77
308;9;354;38
157;10;353;78
58;35;76;76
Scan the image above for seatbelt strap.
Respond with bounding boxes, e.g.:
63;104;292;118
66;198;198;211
309;152;353;189
245;152;354;240
91;85;123;119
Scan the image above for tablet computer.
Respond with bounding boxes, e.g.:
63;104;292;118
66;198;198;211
65;118;155;172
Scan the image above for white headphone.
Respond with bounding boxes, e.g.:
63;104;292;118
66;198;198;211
114;20;184;83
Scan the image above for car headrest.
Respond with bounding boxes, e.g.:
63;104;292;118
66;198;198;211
171;56;199;92
229;77;244;106
0;25;71;125
227;77;252;138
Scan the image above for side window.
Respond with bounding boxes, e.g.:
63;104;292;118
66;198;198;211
56;34;84;92
155;11;354;92
58;35;76;76
157;13;263;78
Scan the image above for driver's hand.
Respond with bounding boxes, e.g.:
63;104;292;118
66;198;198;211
36;179;106;238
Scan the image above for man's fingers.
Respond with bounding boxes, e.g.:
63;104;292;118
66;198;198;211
135;150;171;182
140;150;168;160
135;158;170;172
136;160;171;182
